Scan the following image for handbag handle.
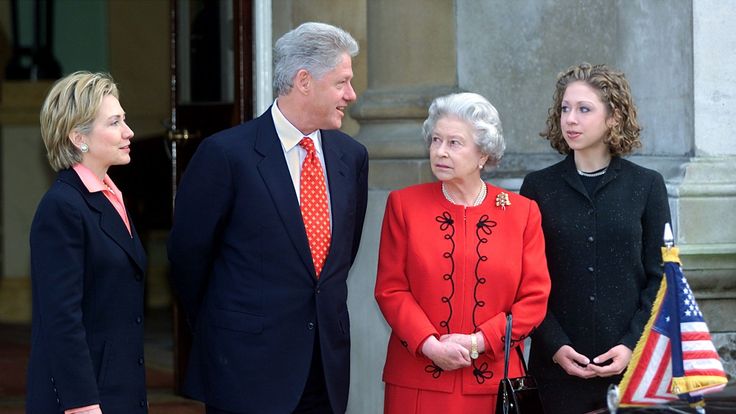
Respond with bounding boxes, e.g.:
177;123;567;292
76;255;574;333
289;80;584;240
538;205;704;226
502;313;529;380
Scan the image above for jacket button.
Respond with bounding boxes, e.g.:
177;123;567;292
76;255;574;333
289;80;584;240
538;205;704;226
136;316;143;324
315;288;321;294
138;357;144;365
50;376;55;384
587;266;595;273
587;236;594;242
589;295;596;302
140;399;146;407
307;322;315;330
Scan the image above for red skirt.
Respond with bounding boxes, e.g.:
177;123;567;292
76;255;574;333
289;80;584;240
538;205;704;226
384;380;496;414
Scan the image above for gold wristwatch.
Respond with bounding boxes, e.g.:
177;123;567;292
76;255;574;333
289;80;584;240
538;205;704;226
470;333;479;359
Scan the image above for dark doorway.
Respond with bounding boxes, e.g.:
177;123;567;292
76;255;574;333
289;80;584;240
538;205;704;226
168;0;254;393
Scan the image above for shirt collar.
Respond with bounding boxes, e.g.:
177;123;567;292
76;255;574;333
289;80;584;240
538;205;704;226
271;99;323;154
72;163;121;195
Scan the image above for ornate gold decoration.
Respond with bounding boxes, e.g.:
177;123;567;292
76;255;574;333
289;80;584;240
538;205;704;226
495;192;511;210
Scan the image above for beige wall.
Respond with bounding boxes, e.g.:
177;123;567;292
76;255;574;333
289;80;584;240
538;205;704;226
0;80;55;322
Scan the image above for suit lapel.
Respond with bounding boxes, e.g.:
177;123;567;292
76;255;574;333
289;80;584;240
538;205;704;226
58;169;146;273
593;156;621;196
321;130;350;281
128;211;147;272
561;154;590;201
254;111;316;276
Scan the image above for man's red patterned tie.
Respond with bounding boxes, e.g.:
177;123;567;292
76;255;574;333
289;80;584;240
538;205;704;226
299;137;331;277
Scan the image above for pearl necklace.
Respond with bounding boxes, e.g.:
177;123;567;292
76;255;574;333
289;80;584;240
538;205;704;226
442;181;487;207
577;166;608;177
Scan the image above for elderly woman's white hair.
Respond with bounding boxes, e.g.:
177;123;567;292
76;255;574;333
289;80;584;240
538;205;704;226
273;22;359;96
422;92;505;169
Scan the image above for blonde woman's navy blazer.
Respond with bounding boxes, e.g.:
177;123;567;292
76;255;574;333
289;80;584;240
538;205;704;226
26;168;148;413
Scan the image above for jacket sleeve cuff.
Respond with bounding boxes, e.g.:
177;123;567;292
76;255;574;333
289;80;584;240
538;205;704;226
477;312;507;360
619;333;638;351
65;404;101;414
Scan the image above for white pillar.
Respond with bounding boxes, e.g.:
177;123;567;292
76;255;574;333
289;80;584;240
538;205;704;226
693;0;736;156
254;0;273;117
670;3;736;374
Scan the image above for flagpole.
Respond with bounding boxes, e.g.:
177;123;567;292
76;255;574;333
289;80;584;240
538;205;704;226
664;222;674;248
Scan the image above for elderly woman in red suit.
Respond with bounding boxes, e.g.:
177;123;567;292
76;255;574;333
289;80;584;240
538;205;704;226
374;92;551;413
26;72;147;413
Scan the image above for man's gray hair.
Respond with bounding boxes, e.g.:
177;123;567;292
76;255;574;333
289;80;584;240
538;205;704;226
273;22;359;96
422;92;506;168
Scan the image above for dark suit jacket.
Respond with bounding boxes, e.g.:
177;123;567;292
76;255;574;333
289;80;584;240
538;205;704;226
520;155;671;380
26;168;148;413
167;108;369;413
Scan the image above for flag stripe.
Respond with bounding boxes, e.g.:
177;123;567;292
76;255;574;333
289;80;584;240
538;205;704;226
631;334;676;403
681;322;709;332
685;369;728;377
650;344;674;400
684;359;726;371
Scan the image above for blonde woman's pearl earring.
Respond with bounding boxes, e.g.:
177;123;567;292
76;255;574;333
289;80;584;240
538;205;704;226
80;143;89;153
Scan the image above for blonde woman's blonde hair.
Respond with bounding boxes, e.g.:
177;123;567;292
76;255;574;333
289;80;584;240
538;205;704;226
40;71;119;171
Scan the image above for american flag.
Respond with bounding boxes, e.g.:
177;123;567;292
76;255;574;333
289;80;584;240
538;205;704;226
616;246;727;408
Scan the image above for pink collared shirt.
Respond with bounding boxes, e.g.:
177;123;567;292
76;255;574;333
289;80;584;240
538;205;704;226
72;164;131;236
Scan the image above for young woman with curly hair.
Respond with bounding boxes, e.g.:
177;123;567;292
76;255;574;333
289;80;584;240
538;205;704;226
520;63;671;413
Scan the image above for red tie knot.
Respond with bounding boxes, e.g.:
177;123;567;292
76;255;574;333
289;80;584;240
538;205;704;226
299;137;316;154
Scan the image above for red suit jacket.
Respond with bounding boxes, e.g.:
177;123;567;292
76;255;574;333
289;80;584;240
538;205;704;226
375;182;550;394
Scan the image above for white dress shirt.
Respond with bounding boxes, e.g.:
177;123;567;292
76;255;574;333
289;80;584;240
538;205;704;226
271;100;333;220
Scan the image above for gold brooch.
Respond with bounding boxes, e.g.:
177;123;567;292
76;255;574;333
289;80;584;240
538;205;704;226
495;192;511;210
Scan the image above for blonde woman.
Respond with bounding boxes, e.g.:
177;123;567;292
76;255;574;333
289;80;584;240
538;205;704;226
26;72;147;413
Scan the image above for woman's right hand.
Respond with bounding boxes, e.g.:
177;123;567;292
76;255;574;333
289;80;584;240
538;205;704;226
421;336;472;371
552;345;597;379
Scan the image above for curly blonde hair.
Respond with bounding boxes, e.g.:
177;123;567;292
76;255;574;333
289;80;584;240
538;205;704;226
540;63;641;156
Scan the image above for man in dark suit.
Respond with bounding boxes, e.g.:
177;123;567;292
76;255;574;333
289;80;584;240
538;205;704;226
168;22;368;414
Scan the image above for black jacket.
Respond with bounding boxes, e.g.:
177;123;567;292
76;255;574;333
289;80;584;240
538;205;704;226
26;169;148;413
520;154;671;380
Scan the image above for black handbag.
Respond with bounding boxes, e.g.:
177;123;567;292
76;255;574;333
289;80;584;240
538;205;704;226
496;314;545;414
